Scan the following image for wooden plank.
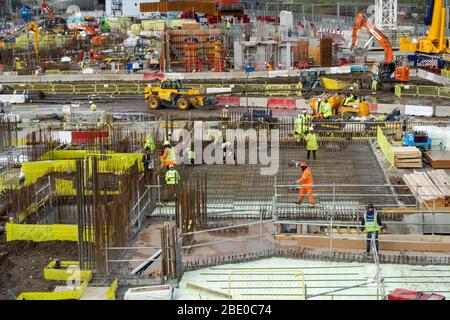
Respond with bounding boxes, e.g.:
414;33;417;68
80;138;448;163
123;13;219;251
403;171;446;207
288;234;450;252
186;283;232;299
424;151;450;169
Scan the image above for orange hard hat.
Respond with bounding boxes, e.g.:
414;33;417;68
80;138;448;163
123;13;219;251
300;162;307;167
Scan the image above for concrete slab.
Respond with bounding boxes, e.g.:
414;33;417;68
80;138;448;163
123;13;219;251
80;286;108;300
376;103;405;114
434;106;450;117
179;257;450;300
240;97;267;107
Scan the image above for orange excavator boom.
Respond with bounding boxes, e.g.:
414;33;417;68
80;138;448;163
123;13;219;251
351;11;393;64
41;0;54;21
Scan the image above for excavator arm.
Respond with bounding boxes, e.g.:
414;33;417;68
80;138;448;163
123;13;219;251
351;11;393;63
41;0;54;22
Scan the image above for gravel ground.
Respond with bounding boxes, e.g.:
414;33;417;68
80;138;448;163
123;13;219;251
0;237;78;300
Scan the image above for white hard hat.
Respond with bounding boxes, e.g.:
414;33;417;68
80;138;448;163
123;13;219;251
309;126;314;131
302;109;307;113
89;100;93;104
225;105;229;108
169;165;174;169
349;87;354;90
318;97;321;101
164;140;170;146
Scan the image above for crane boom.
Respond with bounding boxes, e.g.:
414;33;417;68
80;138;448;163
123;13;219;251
351;11;394;64
0;21;39;60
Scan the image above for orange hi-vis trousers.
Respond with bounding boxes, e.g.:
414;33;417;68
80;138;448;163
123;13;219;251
297;186;315;205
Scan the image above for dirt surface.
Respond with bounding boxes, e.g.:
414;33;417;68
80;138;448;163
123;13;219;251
0;237;78;300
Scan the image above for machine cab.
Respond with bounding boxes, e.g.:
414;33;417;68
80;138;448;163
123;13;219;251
160;80;182;90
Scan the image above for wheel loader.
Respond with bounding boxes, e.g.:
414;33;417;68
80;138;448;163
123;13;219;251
144;80;206;110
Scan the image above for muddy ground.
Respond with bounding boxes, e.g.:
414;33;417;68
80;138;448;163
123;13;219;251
0;236;78;300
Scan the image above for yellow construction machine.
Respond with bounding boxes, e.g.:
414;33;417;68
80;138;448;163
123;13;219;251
0;21;40;60
144;79;206;110
400;0;449;54
309;94;369;118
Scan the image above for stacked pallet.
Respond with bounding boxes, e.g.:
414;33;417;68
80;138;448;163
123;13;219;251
403;171;446;207
393;147;422;168
424;151;450;169
427;170;450;206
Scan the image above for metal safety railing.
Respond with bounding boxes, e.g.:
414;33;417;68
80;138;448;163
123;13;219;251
395;84;450;99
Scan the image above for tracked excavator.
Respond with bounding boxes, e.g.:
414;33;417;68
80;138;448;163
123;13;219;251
351;11;409;83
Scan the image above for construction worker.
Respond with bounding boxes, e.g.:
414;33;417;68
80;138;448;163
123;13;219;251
361;203;384;255
142;146;153;183
184;147;196;165
321;99;333;119
265;62;272;71
226;19;231;29
352;80;360;91
142;146;153;169
294;109;312;143
371;75;378;92
343;93;355;107
295;162;316;206
165;165;180;185
89;100;97;112
144;133;156;152
163;165;180;204
222;105;229;121
304;126;318;160
160;140;176;169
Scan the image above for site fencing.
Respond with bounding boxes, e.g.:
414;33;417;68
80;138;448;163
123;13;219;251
395;84;450;99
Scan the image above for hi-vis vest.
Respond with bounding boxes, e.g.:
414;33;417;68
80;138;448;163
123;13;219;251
322;103;332;118
165;169;180;185
145;134;155;151
165;147;176;164
305;132;318;151
222;108;229;118
364;211;381;232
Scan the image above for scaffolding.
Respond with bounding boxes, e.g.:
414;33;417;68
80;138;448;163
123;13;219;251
184;38;201;72
213;39;225;72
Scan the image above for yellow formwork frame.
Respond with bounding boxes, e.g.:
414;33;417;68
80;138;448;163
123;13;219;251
377;126;395;168
106;278;119;300
5;223;94;242
17;281;89;300
44;260;93;282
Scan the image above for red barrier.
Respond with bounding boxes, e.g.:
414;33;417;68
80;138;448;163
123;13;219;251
143;73;165;81
72;131;109;144
369;103;378;113
267;98;296;109
215;97;240;107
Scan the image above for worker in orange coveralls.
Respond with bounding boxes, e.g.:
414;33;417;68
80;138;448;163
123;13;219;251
295;162;316;206
160;140;176;171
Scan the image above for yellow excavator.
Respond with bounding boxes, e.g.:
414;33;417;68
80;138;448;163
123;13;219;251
308;94;369;118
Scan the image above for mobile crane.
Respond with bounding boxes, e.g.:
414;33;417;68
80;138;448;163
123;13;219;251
0;21;40;60
351;11;409;83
